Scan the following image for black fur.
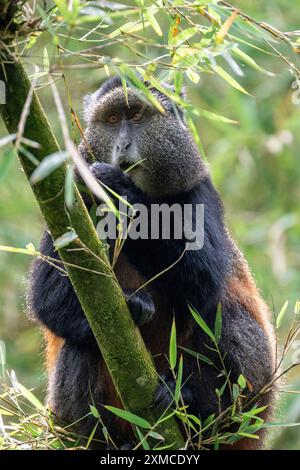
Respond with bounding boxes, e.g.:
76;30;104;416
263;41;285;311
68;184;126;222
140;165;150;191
91;162;230;319
29;230;156;345
29;161;273;446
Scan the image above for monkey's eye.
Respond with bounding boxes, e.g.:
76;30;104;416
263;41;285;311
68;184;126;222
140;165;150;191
131;112;144;123
106;113;120;125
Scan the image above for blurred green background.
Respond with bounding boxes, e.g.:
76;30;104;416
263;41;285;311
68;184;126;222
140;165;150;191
0;0;300;449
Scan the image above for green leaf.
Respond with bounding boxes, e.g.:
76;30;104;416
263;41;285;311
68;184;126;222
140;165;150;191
175;355;183;402
192;107;238;124
53;230;78;250
213;65;250;95
276;300;289;328
186;69;200;84
30;151;69;184
154;442;176;450
136;427;150;450
26;242;36;253
186;114;207;161
120;74;129;107
203;413;215;428
237;374;247;390
105;406;151;429
19;145;40;166
0;133;16;147
169;318;177;370
174;71;183;95
119;64;165;114
14;382;44;411
179;346;215;366
102;426;109;442
175;410;198;433
144;6;162;37
43;47;50;72
86;422;99;449
65;164;74;208
89;405;100;418
214;303;222;344
109;20;150;38
189;305;215;341
232;383;240;401
148;431;165;442
169;27;199;46
238;432;259;439
0;148;16;181
262;422;300;428
218;379;227;398
232;47;273;75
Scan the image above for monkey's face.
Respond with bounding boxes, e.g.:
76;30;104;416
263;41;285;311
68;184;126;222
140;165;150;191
82;78;206;197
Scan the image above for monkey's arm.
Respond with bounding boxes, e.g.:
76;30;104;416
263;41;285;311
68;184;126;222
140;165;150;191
28;230;95;345
91;162;230;314
28;231;155;343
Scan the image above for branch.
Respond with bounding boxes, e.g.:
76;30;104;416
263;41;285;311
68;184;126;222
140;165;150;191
0;56;184;451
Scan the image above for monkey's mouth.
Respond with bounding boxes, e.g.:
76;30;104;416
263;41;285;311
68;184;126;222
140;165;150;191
120;159;146;174
119;160;132;172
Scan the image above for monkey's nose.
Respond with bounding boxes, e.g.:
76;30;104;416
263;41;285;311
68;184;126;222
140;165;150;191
116;141;131;153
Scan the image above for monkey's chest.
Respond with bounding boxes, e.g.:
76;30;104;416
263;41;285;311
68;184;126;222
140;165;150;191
114;253;172;371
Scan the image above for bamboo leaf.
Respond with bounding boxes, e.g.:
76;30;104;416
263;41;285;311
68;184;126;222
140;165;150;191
192;107;238;124
86;422;99;448
105;406;151;429
30;151;69;184
89;405;100;418
13;382;44;411
109;20;150;38
144;6;162;37
0;148;16;181
136;427;150;450
186;69;200;83
174;355;183;402
169;27;199;46
189;305;215;341
237;374;247;390
232;47;274;75
179;346;215;366
214;303;222;344
276;300;289;328
216;10;238;44
0;133;16;147
169;318;177;370
53;230;78;250
148;431;165;442
238;432;259;439
232;383;240;400
65;164;75;208
119;64;165;114
174;70;183;95
213;65;250;95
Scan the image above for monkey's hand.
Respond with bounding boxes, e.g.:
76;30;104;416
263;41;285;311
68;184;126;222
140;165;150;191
90;162;139;203
123;289;155;326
